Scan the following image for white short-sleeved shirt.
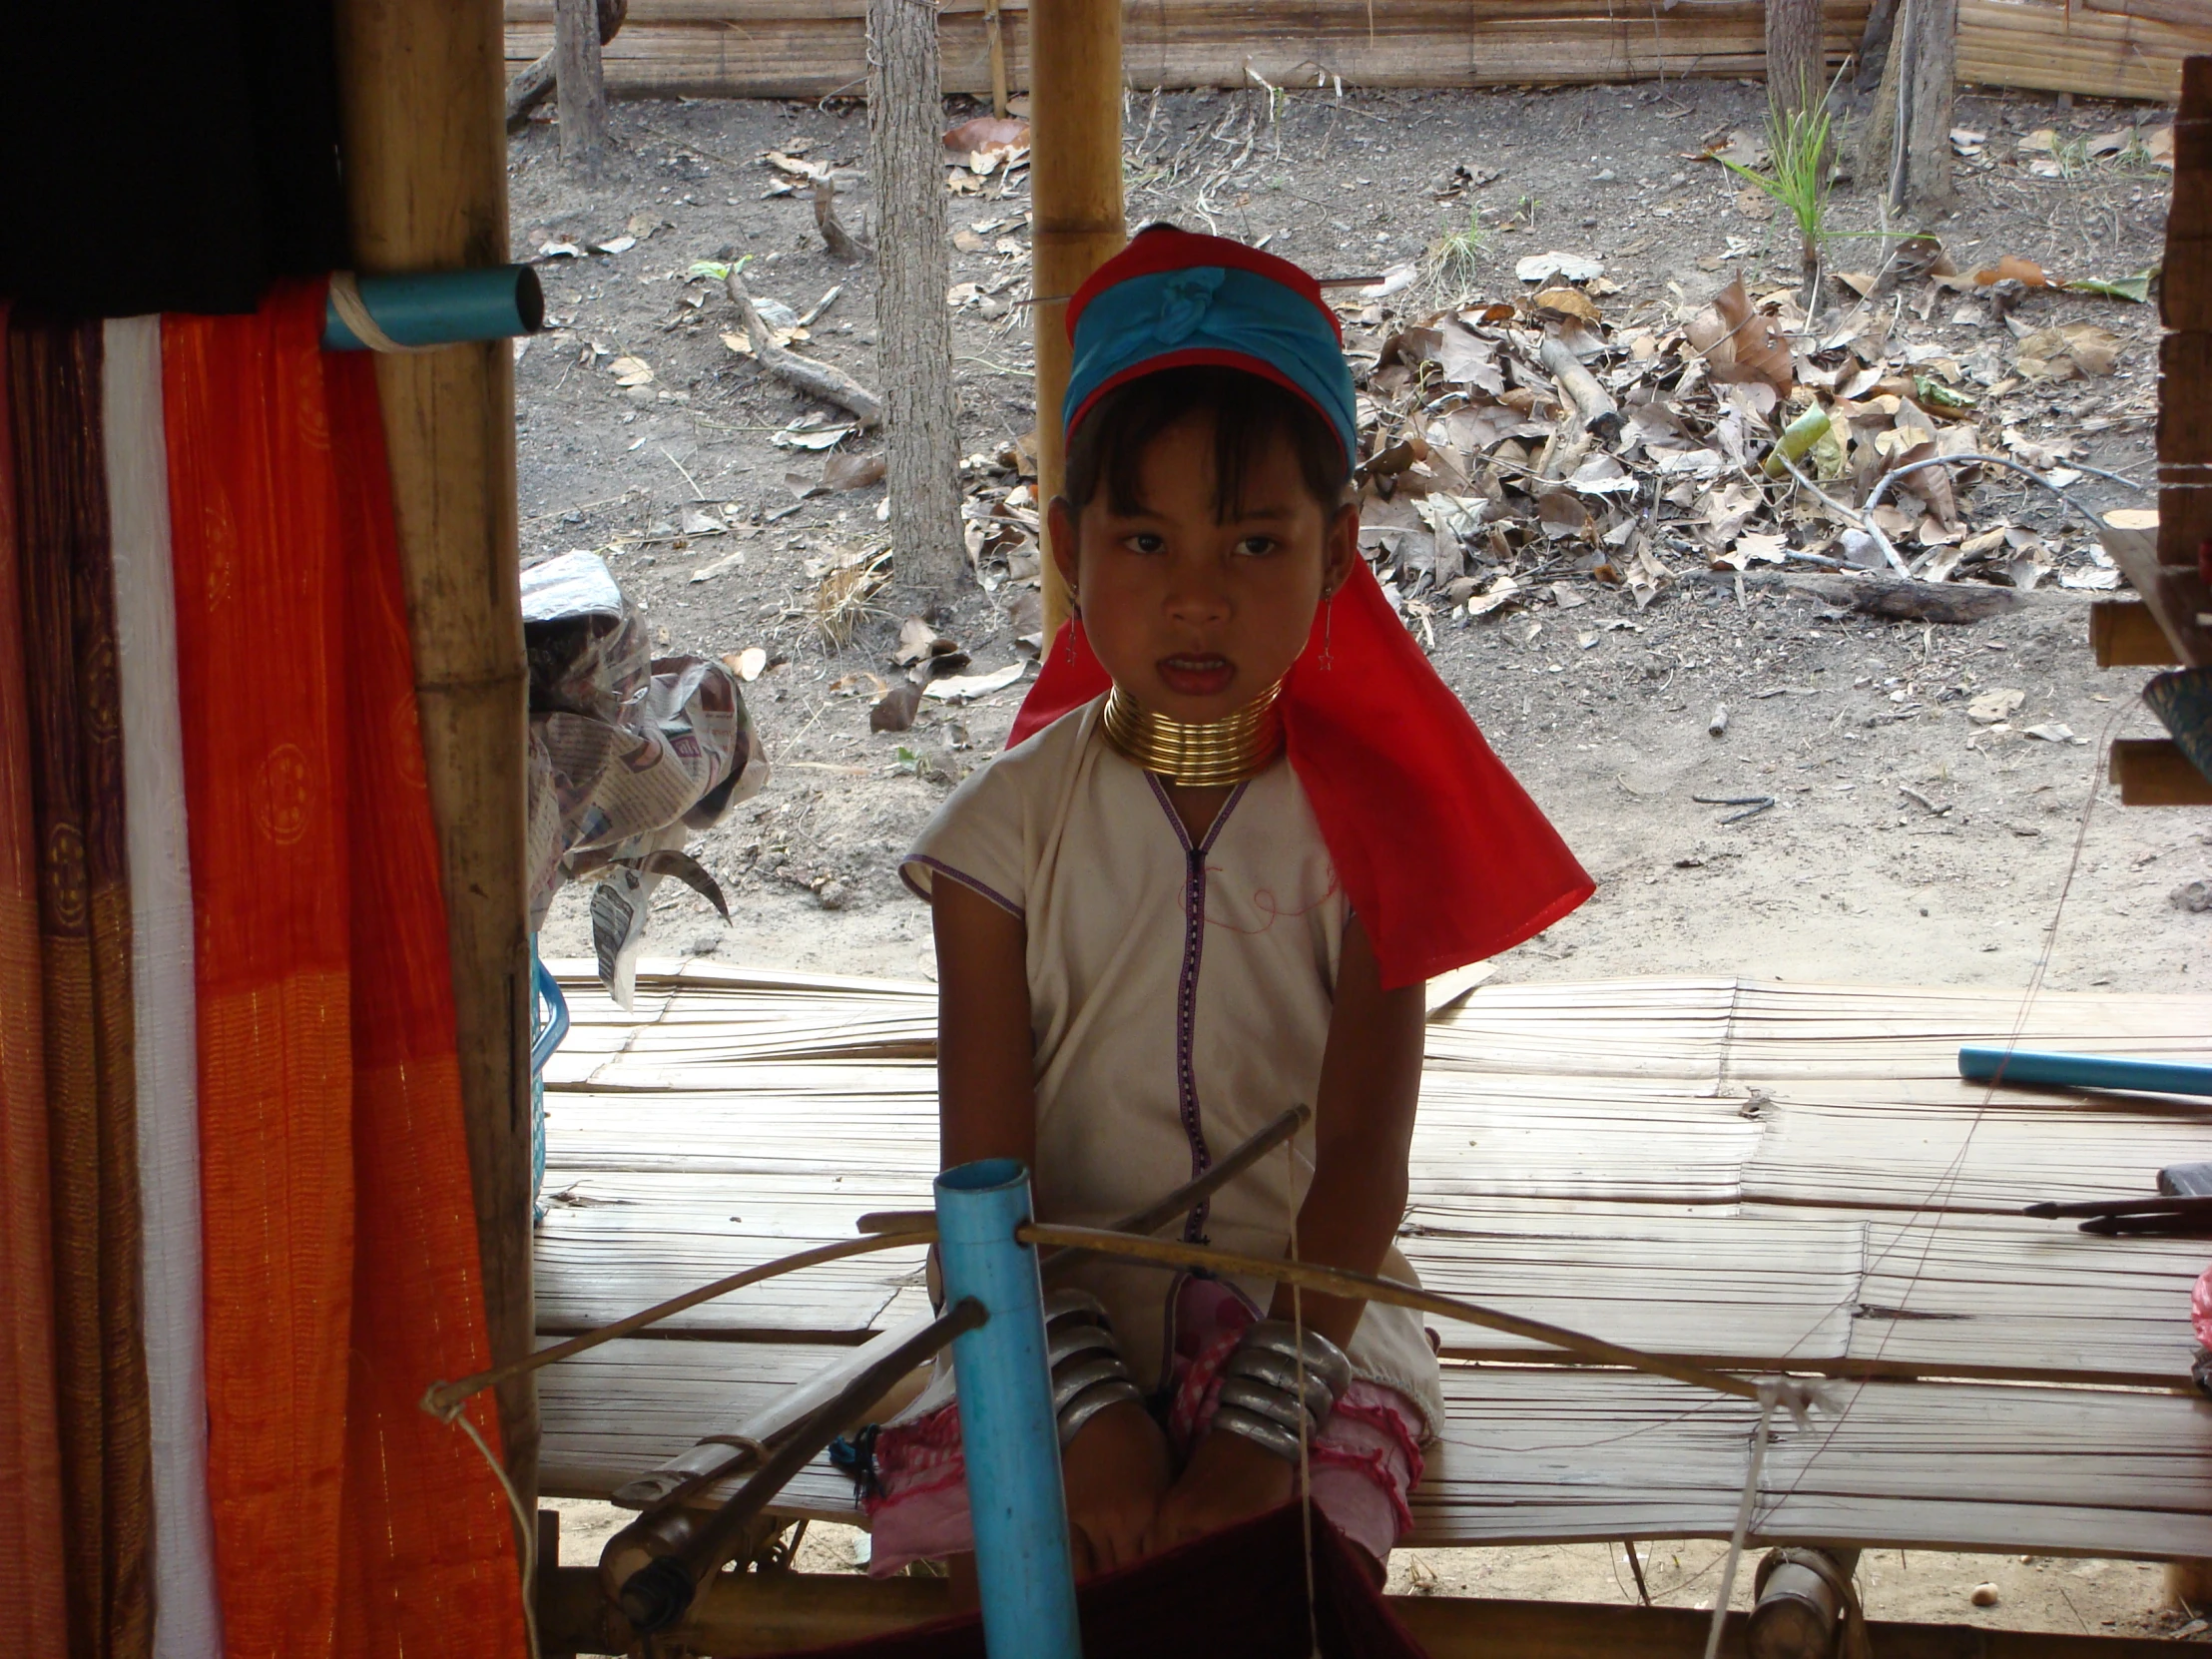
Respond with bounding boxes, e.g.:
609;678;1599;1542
902;695;1442;1434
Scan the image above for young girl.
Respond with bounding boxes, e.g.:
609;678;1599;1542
870;226;1592;1581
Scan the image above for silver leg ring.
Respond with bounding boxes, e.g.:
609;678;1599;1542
1221;1347;1340;1423
1057;1378;1143;1448
1051;1353;1134;1416
1209;1402;1308;1464
1216;1376;1321;1438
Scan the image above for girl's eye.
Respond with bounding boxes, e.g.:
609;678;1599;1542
1122;532;1166;554
1235;536;1278;558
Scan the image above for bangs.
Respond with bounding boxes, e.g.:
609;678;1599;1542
1065;366;1349;522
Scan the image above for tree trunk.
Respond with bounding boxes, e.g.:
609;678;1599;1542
554;0;609;175
1899;0;1957;212
1864;0;1956;213
1766;0;1826;122
867;0;965;599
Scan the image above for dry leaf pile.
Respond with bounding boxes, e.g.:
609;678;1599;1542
1341;248;2143;633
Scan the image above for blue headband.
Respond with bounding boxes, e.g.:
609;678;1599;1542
1064;264;1359;471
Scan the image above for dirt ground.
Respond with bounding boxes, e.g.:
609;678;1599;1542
514;78;2205;1639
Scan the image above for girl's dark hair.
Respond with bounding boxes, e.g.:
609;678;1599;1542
1063;365;1350;522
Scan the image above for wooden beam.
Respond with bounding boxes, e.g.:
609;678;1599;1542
535;1567;2200;1658
2090;600;2178;667
2111;737;2212;805
1029;0;1125;639
329;0;538;1506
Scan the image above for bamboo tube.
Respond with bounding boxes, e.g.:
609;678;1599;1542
1028;0;1124;638
329;0;539;1499
1016;1223;1767;1401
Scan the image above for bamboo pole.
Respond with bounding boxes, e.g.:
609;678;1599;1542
1028;0;1124;639
329;0;539;1505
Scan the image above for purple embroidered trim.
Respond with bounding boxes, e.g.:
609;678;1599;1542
1145;774;1250;1244
899;855;1024;918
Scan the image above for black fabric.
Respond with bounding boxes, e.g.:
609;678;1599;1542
1;2;346;316
789;1503;1431;1659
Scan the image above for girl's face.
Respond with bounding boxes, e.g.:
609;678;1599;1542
1048;411;1357;725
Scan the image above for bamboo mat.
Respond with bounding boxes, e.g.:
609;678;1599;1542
539;1346;2212;1560
536;964;2212;1555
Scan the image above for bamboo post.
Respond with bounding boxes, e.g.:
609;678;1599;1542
329;0;538;1511
2161;58;2212;571
1029;0;1125;639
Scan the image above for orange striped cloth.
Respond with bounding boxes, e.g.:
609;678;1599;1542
0;307;73;1659
163;282;523;1655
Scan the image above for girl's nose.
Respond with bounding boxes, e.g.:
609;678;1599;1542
1163;564;1231;626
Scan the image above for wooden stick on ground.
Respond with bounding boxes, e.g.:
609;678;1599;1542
1538;334;1622;443
726;270;883;428
811;186;871;263
506;51;557;129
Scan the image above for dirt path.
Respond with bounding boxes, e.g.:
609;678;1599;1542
516;80;2205;1637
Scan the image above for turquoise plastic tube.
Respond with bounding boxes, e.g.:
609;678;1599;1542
321;266;544;350
1959;1046;2212;1098
933;1159;1083;1659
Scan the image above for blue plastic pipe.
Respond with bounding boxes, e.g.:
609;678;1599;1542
1959;1046;2212;1098
321;266;545;350
933;1159;1083;1659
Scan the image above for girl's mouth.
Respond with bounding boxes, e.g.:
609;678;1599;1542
1156;654;1236;699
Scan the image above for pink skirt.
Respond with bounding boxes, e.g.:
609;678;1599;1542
858;1277;1425;1576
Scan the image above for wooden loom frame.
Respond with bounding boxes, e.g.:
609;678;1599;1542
333;0;2209;1651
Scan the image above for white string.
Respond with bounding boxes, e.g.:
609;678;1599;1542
453;1409;543;1659
1702;1379;1788;1659
1287;1138;1322;1659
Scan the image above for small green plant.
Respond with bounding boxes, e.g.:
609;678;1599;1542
1422;204;1488;300
1722;89;1832;300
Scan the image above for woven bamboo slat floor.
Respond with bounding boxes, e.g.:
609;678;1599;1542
537;1344;2212;1559
535;965;2212;1555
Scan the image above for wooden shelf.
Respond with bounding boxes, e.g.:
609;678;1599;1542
2089;600;2179;667
2109;737;2212;805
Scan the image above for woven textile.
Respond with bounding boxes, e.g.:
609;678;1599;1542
162;282;525;1657
105;313;224;1659
0;304;72;1659
6;310;155;1659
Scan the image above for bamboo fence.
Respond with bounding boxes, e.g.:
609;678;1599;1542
503;0;2210;102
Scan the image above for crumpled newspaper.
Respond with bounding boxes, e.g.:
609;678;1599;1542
522;552;769;1004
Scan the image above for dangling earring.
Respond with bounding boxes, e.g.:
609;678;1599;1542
1319;592;1337;672
1063;590;1081;663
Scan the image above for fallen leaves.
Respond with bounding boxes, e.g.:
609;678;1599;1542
1688;279;1794;394
2011;322;2123;382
